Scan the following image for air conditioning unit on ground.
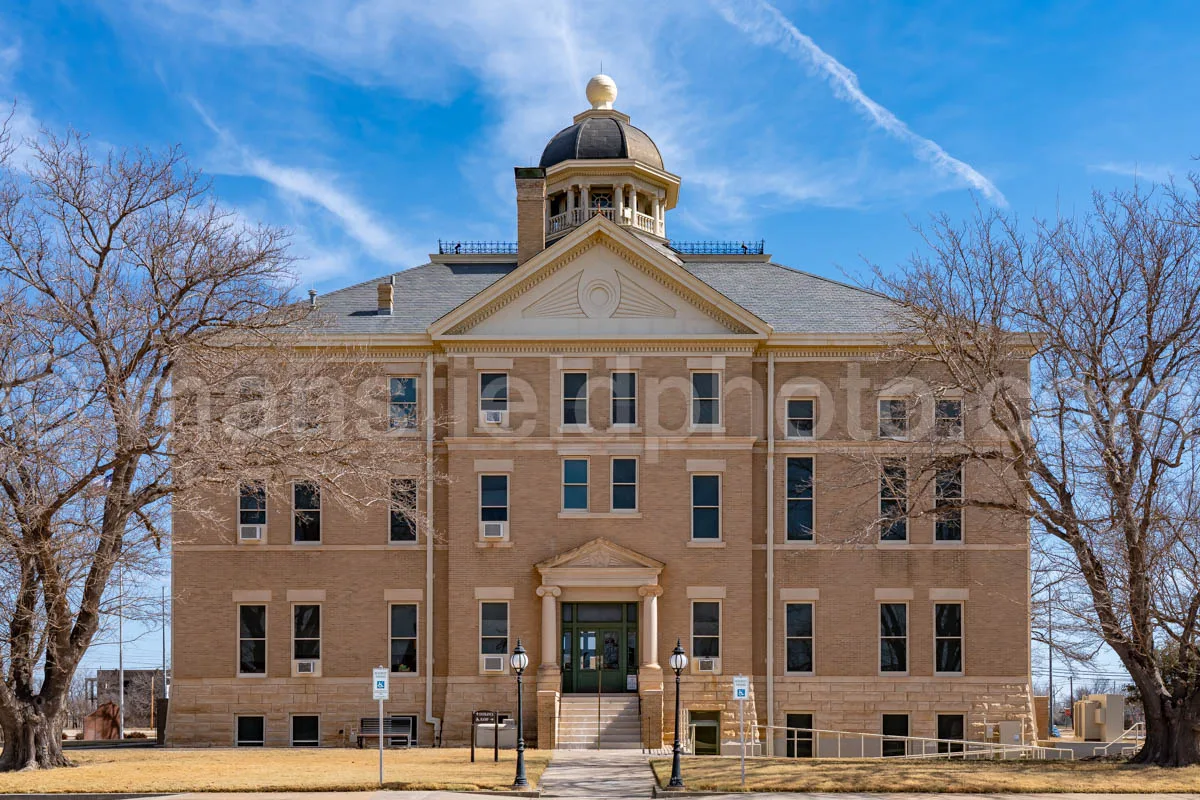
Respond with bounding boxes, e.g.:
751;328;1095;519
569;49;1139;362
480;521;508;540
480;655;506;674
239;524;264;542
482;410;505;425
694;657;720;674
292;659;321;677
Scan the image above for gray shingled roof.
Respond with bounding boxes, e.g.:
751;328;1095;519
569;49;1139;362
309;256;898;336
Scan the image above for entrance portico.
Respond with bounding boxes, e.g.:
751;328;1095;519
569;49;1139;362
533;538;665;748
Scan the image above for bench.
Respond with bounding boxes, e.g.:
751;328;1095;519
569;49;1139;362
356;717;413;748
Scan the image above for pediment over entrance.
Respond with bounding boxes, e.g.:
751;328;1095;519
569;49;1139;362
536;538;663;588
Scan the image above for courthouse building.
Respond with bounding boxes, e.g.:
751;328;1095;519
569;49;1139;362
168;76;1034;752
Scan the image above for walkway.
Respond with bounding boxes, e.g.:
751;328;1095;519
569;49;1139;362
538;748;657;798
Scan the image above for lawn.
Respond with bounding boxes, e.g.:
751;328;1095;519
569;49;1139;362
650;756;1200;793
0;747;551;793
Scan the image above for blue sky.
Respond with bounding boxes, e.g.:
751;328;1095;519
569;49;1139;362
4;0;1192;680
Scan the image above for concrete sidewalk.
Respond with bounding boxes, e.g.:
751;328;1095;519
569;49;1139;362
538;749;657;797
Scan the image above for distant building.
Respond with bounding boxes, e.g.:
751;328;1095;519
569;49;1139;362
94;668;167;728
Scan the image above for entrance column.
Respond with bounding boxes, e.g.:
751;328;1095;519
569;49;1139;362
638;585;662;667
535;586;562;749
638;585;665;749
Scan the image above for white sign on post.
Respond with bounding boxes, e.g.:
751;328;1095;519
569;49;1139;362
732;675;750;700
373;667;390;700
732;675;750;787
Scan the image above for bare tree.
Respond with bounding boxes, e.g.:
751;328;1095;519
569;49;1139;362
871;184;1200;765
0;121;426;770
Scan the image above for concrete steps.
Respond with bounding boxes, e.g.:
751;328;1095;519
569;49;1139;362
557;695;642;750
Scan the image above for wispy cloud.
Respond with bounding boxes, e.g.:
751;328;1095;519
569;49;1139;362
1088;161;1176;184
712;0;1006;206
190;99;421;269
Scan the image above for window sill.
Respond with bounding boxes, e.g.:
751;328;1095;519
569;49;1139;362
879;671;909;678
878;539;909;547
784;672;815;678
777;540;815;548
386;428;421;437
933;539;965;547
687;540;726;548
608;425;641;434
236;673;269;679
689;425;726;434
476;540;513;548
783;435;816;442
292;541;323;547
391;672;421;678
473;427;514;435
934;672;964;678
558;511;643;520
388;541;422;548
558;425;594;434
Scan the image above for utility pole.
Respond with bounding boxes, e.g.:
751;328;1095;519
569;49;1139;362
162;587;168;697
1047;590;1055;735
118;568;125;740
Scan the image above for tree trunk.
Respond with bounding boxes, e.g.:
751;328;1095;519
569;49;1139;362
0;706;71;771
1131;697;1200;767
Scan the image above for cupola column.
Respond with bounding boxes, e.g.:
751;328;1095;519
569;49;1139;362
629;186;638;221
581;184;589;214
566;185;575;215
615;185;625;218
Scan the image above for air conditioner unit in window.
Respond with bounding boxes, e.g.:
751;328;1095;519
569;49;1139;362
292;659;321;677
480;521;507;540
481;655;506;673
482;410;505;425
696;657;720;674
239;524;264;542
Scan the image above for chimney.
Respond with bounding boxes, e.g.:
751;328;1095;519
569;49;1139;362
514;167;546;265
377;276;394;315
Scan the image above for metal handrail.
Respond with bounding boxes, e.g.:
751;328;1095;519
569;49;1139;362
753;723;1073;761
437;240;518;255
1092;722;1145;756
670;240;765;255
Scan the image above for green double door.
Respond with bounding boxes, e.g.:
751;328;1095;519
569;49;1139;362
560;602;638;694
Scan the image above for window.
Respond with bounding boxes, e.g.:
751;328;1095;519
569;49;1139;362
935;603;964;674
562;372;588;426
785;603;813;673
935;398;963;439
881;714;909;757
880;603;907;673
390;478;417;542
691;601;720;658
388;376;418;430
786;399;815;438
293;604;321;660
562;459;588;511
691;372;720;426
935;465;963;542
691;474;721;540
786;457;814;541
480;373;508;413
390;604;418;674
785;713;814;758
937;714;966;754
239;482;266;525
238;605;267;675
612;372;637;425
480;602;509;655
291;714;319;747
293;482;321;543
878;398;909;438
611;458;637;511
480;475;509;521
236;715;265;747
879;460;908;541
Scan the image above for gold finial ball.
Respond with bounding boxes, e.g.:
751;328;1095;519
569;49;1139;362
586;74;618;110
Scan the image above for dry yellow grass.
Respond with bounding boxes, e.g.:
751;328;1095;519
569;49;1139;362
650;756;1200;793
0;747;551;793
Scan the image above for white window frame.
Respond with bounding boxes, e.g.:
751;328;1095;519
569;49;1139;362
879;459;908;542
389;602;419;676
881;713;910;757
292;480;321;545
611;371;638;427
237;481;267;536
784;601;815;675
388;375;419;431
934;602;965;676
561;457;589;512
784;712;815;758
479;473;509;535
878;397;909;439
235;714;266;746
389;477;418;544
478;372;509;425
561;371;589;428
785;397;816;439
690;371;722;428
879;602;908;675
935;397;964;439
935;463;964;543
610;456;639;512
691;600;721;659
292;603;322;661
690;473;722;541
479;601;510;660
785;456;815;542
290;714;320;747
237;603;268;677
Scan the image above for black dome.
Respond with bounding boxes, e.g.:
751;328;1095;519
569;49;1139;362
539;116;664;170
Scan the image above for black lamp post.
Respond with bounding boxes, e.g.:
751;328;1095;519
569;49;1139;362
510;639;530;790
667;639;689;791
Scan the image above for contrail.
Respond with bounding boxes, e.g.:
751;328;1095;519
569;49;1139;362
714;0;1006;206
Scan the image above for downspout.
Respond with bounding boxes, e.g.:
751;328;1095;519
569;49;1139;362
425;353;442;743
765;352;776;755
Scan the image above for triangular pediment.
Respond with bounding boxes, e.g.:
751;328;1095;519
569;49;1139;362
429;216;771;339
536;537;665;572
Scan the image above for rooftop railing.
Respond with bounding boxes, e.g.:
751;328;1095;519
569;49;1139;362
437;240;518;255
670;240;765;255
